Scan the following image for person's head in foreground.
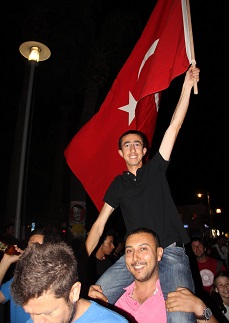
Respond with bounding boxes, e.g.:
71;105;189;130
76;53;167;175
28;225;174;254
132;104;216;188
11;241;80;323
124;227;163;281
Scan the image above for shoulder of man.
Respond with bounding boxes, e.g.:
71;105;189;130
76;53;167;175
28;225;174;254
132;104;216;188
89;300;128;321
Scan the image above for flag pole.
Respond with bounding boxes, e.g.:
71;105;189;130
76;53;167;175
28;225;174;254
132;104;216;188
185;0;198;94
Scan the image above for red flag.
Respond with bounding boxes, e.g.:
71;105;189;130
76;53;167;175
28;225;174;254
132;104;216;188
64;0;192;210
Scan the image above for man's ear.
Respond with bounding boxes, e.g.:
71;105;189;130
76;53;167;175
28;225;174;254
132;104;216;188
143;147;147;156
157;247;163;262
69;282;81;302
118;149;124;158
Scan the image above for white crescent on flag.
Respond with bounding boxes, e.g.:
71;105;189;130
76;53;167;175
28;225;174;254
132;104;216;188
138;39;159;79
118;39;160;125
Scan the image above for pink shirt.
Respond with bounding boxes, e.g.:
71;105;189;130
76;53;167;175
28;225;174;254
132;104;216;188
115;279;166;323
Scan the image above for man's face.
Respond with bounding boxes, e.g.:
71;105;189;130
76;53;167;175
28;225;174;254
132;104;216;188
118;134;147;168
23;291;76;323
191;241;205;258
101;235;115;255
125;232;163;282
28;234;44;246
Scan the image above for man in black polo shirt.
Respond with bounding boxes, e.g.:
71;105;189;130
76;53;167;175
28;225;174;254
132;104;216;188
86;66;200;323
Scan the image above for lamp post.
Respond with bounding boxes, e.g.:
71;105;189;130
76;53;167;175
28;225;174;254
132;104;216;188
197;192;211;210
196;191;222;238
14;41;51;239
197;191;223;239
206;191;212;232
196;191;212;236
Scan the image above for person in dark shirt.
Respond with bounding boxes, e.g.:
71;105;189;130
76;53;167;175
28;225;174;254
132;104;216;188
85;66;200;323
87;229;115;285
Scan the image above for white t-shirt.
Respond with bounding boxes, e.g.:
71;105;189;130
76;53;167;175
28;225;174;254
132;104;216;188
224;304;229;320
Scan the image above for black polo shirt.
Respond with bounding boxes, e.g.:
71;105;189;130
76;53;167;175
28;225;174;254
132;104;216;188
104;151;189;248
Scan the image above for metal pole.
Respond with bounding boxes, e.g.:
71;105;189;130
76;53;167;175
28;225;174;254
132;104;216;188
14;61;37;239
207;191;212;237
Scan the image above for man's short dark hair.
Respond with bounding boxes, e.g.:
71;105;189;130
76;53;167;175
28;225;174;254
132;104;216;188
190;237;207;248
125;227;161;248
99;228;115;245
118;130;149;150
11;242;78;306
29;226;62;244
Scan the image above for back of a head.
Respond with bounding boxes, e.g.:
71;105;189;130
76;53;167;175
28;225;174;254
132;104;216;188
11;241;78;306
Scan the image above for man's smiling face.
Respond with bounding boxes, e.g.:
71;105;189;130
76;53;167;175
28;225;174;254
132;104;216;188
118;133;147;168
125;232;163;282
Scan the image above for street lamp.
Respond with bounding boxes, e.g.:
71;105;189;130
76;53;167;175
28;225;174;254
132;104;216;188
14;41;51;239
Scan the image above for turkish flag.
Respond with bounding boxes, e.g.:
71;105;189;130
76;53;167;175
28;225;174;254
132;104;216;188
64;0;192;210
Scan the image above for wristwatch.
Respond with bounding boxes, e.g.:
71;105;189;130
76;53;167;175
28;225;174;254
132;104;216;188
195;307;212;321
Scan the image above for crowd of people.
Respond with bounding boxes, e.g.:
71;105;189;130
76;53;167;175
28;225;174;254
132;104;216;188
1;223;229;323
1;66;228;322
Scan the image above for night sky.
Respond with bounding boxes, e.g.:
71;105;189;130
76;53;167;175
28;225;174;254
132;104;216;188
1;0;229;227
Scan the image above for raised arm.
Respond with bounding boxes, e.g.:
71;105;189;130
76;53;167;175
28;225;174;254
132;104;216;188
159;66;200;161
85;202;114;256
0;252;21;286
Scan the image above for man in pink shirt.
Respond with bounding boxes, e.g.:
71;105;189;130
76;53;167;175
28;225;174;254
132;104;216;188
88;230;217;322
114;228;166;323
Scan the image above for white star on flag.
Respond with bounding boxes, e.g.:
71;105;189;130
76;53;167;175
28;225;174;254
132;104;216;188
118;91;138;125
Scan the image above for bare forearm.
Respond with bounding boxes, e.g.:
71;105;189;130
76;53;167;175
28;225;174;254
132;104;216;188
159;66;199;161
0;253;21;304
159;85;192;159
85;202;114;256
88;285;108;303
190;299;218;323
0;256;13;285
170;66;199;127
170;83;192;128
166;288;218;323
85;223;102;256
